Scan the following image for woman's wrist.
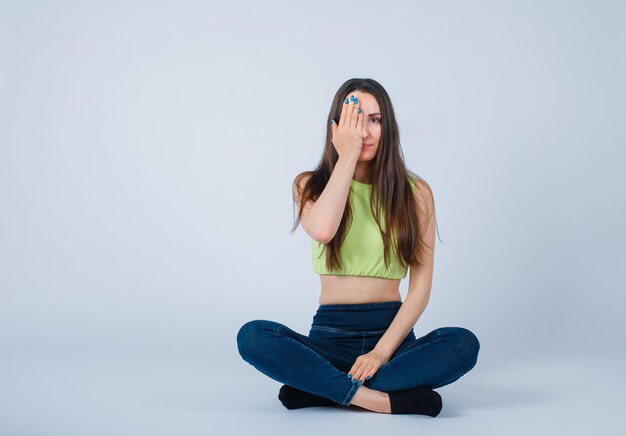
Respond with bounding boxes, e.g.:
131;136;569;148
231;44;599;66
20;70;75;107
336;153;359;170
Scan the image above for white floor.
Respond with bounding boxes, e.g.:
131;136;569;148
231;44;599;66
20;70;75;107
1;349;623;436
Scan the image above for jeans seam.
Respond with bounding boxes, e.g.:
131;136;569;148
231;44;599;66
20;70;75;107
341;382;359;405
361;332;365;355
275;325;352;404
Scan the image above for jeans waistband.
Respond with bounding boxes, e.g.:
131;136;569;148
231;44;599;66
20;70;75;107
311;301;403;331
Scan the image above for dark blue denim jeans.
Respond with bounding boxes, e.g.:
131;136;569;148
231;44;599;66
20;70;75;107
237;301;480;406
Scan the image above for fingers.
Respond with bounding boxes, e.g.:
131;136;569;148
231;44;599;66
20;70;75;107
339;95;350;127
355;100;363;131
348;360;377;386
359;365;376;384
350;95;360;128
344;94;355;127
340;93;360;128
354;365;367;385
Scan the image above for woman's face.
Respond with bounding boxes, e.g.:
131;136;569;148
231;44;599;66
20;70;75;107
348;90;382;161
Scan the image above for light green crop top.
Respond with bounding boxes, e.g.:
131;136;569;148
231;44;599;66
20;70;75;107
311;177;417;279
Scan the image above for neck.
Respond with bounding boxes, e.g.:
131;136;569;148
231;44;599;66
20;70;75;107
353;161;373;184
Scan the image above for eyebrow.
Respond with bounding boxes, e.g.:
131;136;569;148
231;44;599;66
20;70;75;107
367;113;382;117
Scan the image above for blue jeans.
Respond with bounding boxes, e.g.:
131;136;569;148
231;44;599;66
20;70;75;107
236;301;480;406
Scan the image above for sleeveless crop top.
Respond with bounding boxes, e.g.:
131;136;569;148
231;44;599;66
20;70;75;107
311;176;417;279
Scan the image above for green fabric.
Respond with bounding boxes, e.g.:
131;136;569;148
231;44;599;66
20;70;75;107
311;176;416;279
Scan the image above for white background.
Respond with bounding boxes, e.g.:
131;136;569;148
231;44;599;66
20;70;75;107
1;0;624;435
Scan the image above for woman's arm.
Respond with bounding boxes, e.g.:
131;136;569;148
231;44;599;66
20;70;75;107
293;154;359;243
373;179;436;359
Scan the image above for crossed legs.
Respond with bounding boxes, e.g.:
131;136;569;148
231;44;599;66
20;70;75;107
237;319;480;412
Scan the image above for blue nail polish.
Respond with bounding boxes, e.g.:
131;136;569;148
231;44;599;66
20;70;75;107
354;98;358;104
347;374;352;379
357;380;362;386
330;119;333;124
350;95;354;101
366;375;371;380
357;108;361;114
344;98;349;104
351;378;356;384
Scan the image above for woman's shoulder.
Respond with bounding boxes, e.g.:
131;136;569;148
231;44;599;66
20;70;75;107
408;174;431;192
293;171;314;186
292;171;314;202
293;171;313;189
408;175;435;217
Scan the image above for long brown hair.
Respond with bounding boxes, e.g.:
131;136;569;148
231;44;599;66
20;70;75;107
290;78;441;272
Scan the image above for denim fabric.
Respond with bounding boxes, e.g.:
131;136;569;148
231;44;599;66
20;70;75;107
237;301;480;406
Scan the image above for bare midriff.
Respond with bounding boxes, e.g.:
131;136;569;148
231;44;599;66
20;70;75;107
319;275;402;305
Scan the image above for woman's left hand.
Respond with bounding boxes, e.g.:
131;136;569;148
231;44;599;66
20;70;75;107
347;349;390;385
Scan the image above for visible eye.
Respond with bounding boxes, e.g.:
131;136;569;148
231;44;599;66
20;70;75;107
370;117;381;124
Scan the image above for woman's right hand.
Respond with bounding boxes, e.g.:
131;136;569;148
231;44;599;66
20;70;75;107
330;94;363;160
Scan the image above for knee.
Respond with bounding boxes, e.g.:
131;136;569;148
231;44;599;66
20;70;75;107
458;327;480;370
236;320;274;363
443;327;480;371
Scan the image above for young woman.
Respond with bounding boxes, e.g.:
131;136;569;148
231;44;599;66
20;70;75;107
237;78;480;416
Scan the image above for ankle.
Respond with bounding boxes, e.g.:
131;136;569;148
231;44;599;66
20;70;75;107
378;391;391;414
351;386;391;414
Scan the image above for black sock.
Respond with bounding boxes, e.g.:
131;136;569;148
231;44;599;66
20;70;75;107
388;386;443;416
278;384;337;410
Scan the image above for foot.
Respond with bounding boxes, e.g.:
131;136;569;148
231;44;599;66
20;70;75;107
278;384;336;409
349;385;391;413
388;386;442;416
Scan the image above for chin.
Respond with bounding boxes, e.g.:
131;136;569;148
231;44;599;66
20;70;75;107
359;150;378;159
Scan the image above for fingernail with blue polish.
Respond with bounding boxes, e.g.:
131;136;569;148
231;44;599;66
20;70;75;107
347;374;352;379
350;95;354;101
366;375;371;380
357;380;363;386
345;98;349;104
354;98;358;104
330;119;333;124
357;108;361;114
351;378;356;384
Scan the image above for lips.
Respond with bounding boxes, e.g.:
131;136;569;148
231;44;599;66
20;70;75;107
362;144;373;147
